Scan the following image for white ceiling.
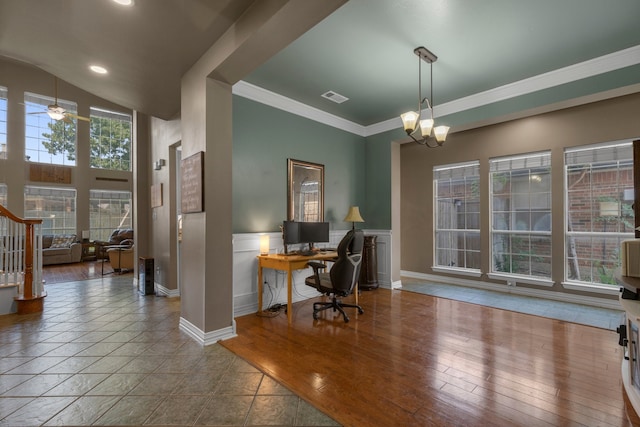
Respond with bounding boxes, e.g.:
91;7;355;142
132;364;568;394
2;0;640;132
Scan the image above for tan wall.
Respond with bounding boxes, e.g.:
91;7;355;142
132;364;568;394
401;92;640;296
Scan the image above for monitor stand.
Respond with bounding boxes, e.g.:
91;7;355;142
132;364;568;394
300;243;315;256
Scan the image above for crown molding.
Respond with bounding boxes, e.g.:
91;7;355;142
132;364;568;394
233;45;640;138
232;81;366;136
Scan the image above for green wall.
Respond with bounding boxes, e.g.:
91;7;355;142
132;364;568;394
232;97;366;233
363;128;404;230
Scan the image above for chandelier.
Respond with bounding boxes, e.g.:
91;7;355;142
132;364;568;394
400;46;450;147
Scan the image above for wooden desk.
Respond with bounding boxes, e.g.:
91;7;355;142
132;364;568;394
257;251;340;324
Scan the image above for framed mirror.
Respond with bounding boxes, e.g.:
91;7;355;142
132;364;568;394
287;158;324;222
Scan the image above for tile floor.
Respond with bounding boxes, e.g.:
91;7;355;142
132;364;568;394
401;279;625;330
0;276;339;427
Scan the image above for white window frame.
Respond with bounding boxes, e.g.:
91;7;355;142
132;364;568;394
563;140;634;293
433;161;481;277
488;152;553;286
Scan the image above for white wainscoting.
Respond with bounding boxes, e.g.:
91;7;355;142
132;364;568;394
232;229;392;317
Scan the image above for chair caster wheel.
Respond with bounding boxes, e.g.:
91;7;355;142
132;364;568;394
313;313;319;320
344;317;350;323
358;308;364;314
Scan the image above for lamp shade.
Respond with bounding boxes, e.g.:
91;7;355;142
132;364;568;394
344;206;365;223
400;111;419;133
47;107;65;121
419;119;434;137
433;125;450;142
259;234;270;255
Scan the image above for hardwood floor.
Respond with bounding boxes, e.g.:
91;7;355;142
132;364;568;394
42;260;132;284
222;288;639;427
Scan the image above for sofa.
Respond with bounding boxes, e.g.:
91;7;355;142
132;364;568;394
42;234;82;265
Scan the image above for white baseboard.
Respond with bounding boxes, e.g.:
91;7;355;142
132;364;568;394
179;317;237;345
401;270;622;311
156;283;180;297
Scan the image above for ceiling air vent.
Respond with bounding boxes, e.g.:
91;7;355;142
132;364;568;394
321;90;349;104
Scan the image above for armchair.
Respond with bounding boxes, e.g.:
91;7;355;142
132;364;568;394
107;245;134;272
305;229;365;322
95;229;134;259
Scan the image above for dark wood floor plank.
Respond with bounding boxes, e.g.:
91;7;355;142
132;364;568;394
222;287;636;426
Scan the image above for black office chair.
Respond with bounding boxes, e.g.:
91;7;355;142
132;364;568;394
305;229;364;322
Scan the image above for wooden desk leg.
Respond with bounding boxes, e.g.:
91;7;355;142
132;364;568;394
257;264;263;313
355;281;359;305
287;266;293;325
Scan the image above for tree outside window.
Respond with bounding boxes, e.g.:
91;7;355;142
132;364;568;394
90;107;131;171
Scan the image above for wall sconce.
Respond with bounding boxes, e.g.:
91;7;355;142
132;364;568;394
153;159;166;170
259;234;270;255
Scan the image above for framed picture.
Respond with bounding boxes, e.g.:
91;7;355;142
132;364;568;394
181;151;204;213
287;158;324;222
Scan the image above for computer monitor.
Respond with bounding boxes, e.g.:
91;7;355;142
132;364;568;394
299;221;330;245
282;221;300;245
282;221;330;254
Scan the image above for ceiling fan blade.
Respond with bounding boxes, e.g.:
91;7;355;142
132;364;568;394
66;112;90;122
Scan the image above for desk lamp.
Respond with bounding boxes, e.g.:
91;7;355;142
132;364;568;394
344;206;365;230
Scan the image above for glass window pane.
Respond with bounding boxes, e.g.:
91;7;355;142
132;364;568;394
564;141;634;286
434;161;480;271
490;152;552;280
89;190;132;241
90;107;132;171
24;186;76;235
24;92;77;166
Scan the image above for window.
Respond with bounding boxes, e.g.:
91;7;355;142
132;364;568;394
90;107;132;171
24;186;76;235
0;184;6;206
490;152;552;283
433;161;481;272
565;141;634;287
89;190;132;241
0;87;7;159
24;92;77;165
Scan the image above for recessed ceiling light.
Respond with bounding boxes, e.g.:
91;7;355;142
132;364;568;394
112;0;134;6
89;65;108;74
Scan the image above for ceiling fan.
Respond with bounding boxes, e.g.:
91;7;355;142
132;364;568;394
29;77;90;123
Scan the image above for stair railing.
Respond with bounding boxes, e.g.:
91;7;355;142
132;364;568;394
0;204;44;314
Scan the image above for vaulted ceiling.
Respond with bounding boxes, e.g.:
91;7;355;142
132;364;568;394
2;0;640;134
